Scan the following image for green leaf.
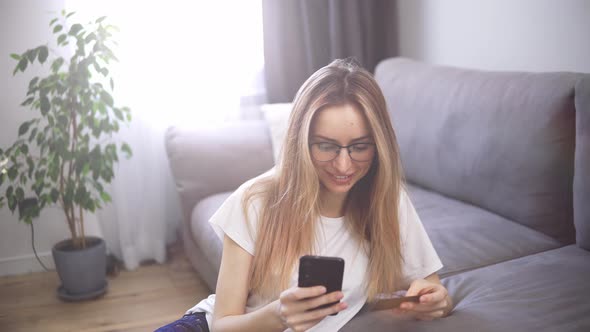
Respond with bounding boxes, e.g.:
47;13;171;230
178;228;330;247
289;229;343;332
92;180;104;193
40;96;50;115
51;57;64;72
8;166;18;181
27;157;34;178
36;132;45;145
121;143;132;158
20;144;29;155
53;24;63;33
35;169;46;182
10;53;21;60
82;163;90;176
96;16;107;24
26;48;39;63
74;184;87;204
15;187;24;201
57;33;67;45
66;11;76;18
7;191;17;212
97;102;107;115
50;18;58;26
6;186;14;198
114;108;124;121
57;114;68;128
100;191;111;203
37;46;48;63
68;23;83;36
19;172;27;185
14;57;28;75
21;97;35;106
32;182;43;197
28;128;37;142
50;188;60;203
85;32;96;43
87;199;96;212
109;77;114;90
100;91;113;106
28;76;39;89
18;121;31;136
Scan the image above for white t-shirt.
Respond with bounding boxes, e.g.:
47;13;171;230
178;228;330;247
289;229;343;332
186;172;443;331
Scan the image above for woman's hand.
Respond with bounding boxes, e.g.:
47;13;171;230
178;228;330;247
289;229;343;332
393;277;453;321
275;285;348;332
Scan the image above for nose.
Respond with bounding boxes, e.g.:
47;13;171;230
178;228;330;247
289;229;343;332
333;149;352;173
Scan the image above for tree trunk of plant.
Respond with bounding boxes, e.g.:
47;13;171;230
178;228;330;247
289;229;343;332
79;205;86;248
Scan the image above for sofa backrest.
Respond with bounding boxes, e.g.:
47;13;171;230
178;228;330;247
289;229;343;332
375;58;581;244
165;122;275;230
574;77;590;250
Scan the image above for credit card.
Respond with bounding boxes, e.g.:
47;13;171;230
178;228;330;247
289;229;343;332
371;295;421;311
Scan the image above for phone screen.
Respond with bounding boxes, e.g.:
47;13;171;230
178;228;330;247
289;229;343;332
298;255;345;314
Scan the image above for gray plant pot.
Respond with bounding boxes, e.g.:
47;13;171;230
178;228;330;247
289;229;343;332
52;236;108;301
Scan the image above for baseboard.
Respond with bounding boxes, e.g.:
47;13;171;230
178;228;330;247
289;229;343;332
0;251;56;276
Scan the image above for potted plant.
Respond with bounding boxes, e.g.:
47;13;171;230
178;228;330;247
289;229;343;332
0;10;132;301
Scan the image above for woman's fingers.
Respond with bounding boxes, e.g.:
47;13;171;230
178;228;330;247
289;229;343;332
400;299;447;313
286;301;348;328
281;287;343;313
419;288;447;304
281;285;327;302
279;286;348;331
416;310;445;320
395;278;450;320
303;291;344;311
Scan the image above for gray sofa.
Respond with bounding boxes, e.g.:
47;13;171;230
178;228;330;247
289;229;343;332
165;58;590;331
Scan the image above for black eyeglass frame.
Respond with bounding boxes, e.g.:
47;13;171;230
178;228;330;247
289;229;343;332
309;142;376;162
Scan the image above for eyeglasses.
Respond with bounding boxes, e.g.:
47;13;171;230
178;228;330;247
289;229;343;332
310;142;376;162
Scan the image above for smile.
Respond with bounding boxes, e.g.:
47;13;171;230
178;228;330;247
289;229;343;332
329;173;353;184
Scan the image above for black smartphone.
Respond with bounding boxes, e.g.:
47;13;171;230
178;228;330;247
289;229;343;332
298;255;345;315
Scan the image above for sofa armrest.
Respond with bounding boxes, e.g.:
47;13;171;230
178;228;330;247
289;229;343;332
165;121;275;227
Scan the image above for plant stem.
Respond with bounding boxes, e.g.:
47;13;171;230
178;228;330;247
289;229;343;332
79;204;86;248
59;141;76;245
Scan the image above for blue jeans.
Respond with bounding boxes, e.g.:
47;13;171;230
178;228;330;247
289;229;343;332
155;312;209;332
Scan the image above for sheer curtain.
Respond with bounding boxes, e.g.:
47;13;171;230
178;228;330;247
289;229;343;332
67;1;265;269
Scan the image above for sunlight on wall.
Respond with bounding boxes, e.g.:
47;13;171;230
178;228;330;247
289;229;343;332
67;0;264;129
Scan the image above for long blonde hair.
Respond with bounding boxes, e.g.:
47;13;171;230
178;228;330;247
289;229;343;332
244;59;404;301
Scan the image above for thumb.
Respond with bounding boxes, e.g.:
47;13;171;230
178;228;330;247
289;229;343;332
406;279;434;297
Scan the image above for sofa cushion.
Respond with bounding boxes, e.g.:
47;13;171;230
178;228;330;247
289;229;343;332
342;245;590;332
190;184;562;280
376;58;578;244
190;192;231;274
406;184;562;277
574;77;590;250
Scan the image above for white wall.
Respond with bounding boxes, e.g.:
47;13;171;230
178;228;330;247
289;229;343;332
0;0;78;276
397;0;590;73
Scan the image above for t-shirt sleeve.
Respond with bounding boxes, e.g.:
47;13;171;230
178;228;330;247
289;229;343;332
399;188;443;286
208;179;261;256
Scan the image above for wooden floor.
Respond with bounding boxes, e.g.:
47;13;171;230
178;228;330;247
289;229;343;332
0;244;211;332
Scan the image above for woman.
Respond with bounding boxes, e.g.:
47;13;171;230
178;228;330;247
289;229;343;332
157;59;453;332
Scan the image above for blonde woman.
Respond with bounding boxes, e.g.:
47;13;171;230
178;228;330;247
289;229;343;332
156;59;453;332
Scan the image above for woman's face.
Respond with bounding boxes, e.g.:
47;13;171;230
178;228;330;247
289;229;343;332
309;103;375;198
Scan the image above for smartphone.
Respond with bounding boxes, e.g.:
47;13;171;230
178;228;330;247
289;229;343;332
298;255;345;315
